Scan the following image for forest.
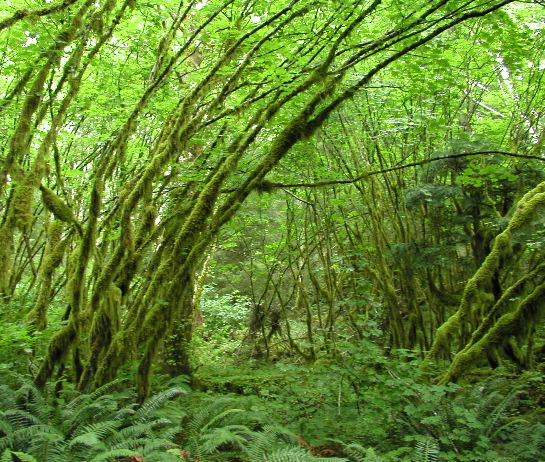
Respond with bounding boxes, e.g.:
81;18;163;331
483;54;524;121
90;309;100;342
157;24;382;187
1;0;545;460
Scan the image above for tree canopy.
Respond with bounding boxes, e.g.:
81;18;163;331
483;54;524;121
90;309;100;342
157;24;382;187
1;0;545;407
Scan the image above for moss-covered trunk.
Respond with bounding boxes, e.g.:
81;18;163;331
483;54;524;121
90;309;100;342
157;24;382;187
425;181;545;380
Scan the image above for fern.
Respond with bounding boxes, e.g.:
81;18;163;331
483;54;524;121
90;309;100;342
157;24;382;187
181;398;341;462
414;437;439;462
183;398;245;460
116;421;155;440
190;399;245;433
62;394;120;438
0;374;189;461
1;450;39;462
263;446;348;462
68;420;120;449
498;420;545;461
0;386;16;411
3;409;43;429
472;382;521;439
200;424;253;454
0;416;13;438
3;423;63;456
131;386;187;423
24;425;66;462
12;383;52;424
72;420;121;440
88;448;141;462
244;424;297;462
64;380;124;411
343;443;385;462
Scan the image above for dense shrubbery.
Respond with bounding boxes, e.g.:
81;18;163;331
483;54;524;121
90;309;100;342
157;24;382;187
2;293;545;461
2;341;545;461
188;341;545;461
0;369;344;462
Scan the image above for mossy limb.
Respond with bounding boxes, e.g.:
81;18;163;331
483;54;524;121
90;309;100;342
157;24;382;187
40;185;77;224
439;277;545;383
425;183;545;365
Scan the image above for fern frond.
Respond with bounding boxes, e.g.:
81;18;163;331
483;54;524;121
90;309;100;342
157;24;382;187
264;445;348;462
111;436;173;452
361;447;386;462
139;437;178;454
484;389;520;437
188;397;238;433
0;415;14;437
65;380;124;411
40;443;71;462
5;450;39;462
489;417;527;440
415;437;439;462
0;386;16;412
115;418;177;443
133;387;186;423
343;443;385;462
117;421;155;440
155;424;182;441
200;408;245;432
0;449;11;462
62;394;119;437
244;424;297;462
149;417;176;430
199;425;252;454
110;436;151;451
4;409;42;429
6;423;63;452
113;406;137;421
13;384;51;424
89;447;141;462
69;431;109;449
265;446;316;462
24;428;66;462
71;420;121;440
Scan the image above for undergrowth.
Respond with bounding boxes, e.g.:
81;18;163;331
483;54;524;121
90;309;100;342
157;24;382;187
2;341;545;461
193;339;545;461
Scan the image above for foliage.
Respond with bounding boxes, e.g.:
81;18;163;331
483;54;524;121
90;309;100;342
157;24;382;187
0;372;189;461
199;286;251;335
192;345;545;461
0;371;353;462
0;296;41;369
1;0;545;460
2;0;541;400
178;394;349;461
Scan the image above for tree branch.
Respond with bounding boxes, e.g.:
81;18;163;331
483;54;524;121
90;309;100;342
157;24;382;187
262;151;545;189
0;0;81;31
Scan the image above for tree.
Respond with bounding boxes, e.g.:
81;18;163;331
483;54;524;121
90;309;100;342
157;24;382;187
0;0;526;401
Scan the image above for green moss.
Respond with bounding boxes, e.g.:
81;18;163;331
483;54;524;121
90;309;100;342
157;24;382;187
135;206;157;248
34;322;77;389
0;227;14;297
440;279;545;383
12;187;33;230
40;185;76;224
91;328;133;389
26;220;66;332
425;182;545;367
121;212;135;254
82;284;123;389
